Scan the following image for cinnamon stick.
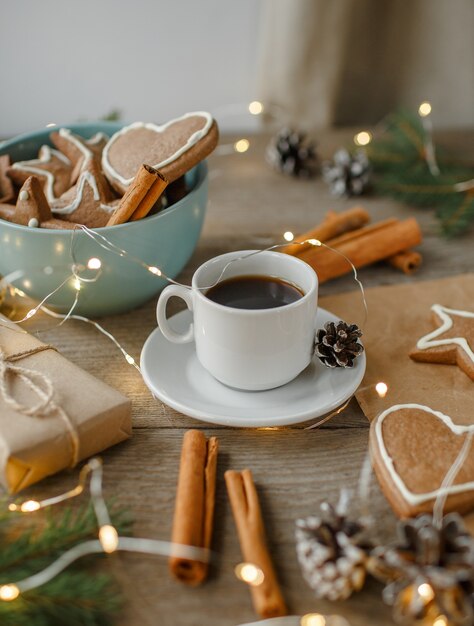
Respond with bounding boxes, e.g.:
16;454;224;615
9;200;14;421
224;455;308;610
225;469;287;619
323;218;399;248
299;217;422;283
306;219;423;276
387;249;422;274
106;164;168;226
282;206;370;256
169;430;218;585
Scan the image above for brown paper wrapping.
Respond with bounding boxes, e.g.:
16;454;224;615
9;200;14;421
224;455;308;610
0;314;132;493
319;274;473;427
319;275;474;527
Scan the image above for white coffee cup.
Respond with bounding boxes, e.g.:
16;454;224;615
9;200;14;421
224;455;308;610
156;250;318;391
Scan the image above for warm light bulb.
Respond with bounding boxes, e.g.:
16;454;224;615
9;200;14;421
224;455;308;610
234;139;250;153
418;102;432;117
433;617;448;626
418;583;435;602
125;354;135;365
73;278;81;291
99;525;119;553
283;231;294;242
301;614;326;626
308;238;322;246
248;101;264;115
234;562;265;586
148;266;162;276
87;257;102;270
354;131;372;146
375;382;388;398
20;500;41;513
0;584;20;601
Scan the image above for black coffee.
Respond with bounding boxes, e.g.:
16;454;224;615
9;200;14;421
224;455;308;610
205;275;304;310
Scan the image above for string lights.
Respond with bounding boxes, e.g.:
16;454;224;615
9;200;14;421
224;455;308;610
236;614;351;626
1;223;369;378
417;100;440;177
235;562;265;587
353;131;372;147
2;457;210;601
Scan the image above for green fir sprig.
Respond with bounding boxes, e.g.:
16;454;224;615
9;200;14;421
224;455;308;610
0;501;130;626
364;110;474;236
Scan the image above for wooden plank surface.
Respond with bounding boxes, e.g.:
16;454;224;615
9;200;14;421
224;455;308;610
9;129;474;626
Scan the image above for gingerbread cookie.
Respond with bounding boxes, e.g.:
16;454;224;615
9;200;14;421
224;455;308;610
51;158;118;228
370;403;474;518
102;112;218;194
409;304;474;381
51;128;109;184
0;155;15;203
7;145;72;202
0;176;75;229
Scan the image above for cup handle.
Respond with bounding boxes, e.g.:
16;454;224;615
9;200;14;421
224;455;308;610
156;285;194;343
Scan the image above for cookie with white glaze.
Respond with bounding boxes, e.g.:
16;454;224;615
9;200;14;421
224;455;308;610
102;112;219;194
0;176;75;229
7;145;73;202
51;128;109;185
51;158;118;228
409;304;474;382
370;403;474;518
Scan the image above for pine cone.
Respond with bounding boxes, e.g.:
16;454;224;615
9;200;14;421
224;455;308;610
295;492;375;601
373;513;474;626
266;128;318;178
323;148;371;197
314;321;364;368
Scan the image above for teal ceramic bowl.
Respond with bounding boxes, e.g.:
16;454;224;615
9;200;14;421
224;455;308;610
0;122;208;316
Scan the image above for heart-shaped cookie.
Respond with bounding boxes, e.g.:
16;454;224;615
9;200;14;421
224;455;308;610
102;112;219;194
370;403;474;518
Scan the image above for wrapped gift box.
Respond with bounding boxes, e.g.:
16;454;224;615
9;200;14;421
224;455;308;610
0;314;132;492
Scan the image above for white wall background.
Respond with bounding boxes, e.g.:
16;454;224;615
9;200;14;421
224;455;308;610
0;0;263;136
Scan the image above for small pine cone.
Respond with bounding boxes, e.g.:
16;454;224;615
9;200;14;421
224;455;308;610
295;492;374;601
374;513;474;626
322;148;371;197
266;128;318;178
314;321;364;368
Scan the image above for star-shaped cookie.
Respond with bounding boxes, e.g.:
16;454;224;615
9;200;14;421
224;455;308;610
51;157;118;228
51;128;109;185
409;304;474;381
7;145;73;202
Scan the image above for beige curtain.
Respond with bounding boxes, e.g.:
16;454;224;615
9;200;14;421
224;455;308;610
256;0;474;129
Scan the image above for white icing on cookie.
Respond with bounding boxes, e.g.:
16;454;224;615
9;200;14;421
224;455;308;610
102;111;213;187
374;403;474;506
58;128;94;158
19;190;29;201
417;304;474;364
11;145;71;203
51;171;114;215
86;131;109;146
28;217;39;228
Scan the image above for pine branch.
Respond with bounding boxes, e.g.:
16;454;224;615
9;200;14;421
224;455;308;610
362;110;474;236
0;502;130;577
0;499;131;626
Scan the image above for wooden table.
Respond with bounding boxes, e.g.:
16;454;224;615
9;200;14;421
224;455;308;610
15;130;474;626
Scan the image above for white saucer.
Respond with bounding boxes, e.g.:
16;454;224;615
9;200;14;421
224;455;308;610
140;308;366;428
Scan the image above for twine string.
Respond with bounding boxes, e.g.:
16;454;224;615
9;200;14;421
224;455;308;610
0;343;80;467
